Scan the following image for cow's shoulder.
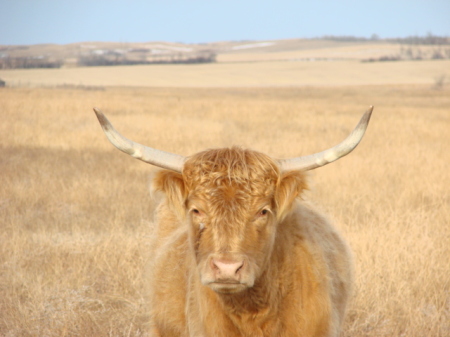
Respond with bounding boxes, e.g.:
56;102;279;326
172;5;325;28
276;201;353;335
146;200;191;336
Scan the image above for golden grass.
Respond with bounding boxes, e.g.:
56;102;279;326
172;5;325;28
1;84;449;336
0;59;449;88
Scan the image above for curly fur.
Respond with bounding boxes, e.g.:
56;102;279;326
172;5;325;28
147;147;353;337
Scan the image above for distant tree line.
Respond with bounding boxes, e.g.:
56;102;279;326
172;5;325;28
0;56;63;69
363;45;450;62
77;51;216;67
0;50;216;69
390;33;450;45
323;33;450;45
322;35;377;42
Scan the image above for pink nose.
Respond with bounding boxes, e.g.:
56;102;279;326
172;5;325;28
211;259;244;280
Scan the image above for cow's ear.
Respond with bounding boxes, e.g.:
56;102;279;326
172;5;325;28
152;170;187;218
275;171;308;221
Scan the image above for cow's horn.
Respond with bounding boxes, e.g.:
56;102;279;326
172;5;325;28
278;106;373;172
93;108;186;172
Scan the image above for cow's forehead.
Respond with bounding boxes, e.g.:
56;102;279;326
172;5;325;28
189;180;276;204
183;147;279;213
183;147;280;189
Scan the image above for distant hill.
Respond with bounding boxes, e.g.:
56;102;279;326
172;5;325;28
1;36;449;69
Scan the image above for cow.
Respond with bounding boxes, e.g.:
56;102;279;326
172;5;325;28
94;106;373;337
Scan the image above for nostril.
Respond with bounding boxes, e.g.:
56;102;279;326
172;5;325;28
212;259;244;277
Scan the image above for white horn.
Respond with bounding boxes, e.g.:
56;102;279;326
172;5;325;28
94;108;185;172
277;107;373;172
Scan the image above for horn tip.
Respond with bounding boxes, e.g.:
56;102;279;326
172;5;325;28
93;107;102;115
362;106;374;124
93;107;110;130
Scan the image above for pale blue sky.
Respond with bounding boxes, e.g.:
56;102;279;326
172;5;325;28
1;0;449;45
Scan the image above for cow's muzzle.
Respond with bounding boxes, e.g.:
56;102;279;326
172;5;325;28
202;255;254;294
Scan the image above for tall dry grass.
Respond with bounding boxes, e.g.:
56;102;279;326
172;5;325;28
0;85;449;336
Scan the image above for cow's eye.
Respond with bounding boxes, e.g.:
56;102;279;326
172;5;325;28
192;209;200;214
259;209;269;217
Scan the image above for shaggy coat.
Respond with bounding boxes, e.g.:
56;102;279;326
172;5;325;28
146;147;353;337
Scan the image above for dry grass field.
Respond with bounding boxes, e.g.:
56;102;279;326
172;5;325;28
1;59;449;88
1;68;449;336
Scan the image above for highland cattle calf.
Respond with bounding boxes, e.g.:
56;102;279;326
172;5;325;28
94;106;373;337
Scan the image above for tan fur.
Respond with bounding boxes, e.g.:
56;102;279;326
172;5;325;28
148;147;353;337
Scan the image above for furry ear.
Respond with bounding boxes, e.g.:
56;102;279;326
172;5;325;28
152;170;187;218
275;171;308;221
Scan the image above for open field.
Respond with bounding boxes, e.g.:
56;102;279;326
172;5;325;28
216;42;450;63
0;39;408;61
2;38;449;67
1;72;450;336
0;59;449;88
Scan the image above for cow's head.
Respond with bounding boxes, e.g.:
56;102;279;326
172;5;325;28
153;148;306;293
93;106;373;294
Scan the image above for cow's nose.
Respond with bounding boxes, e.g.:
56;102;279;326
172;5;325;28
211;259;244;280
